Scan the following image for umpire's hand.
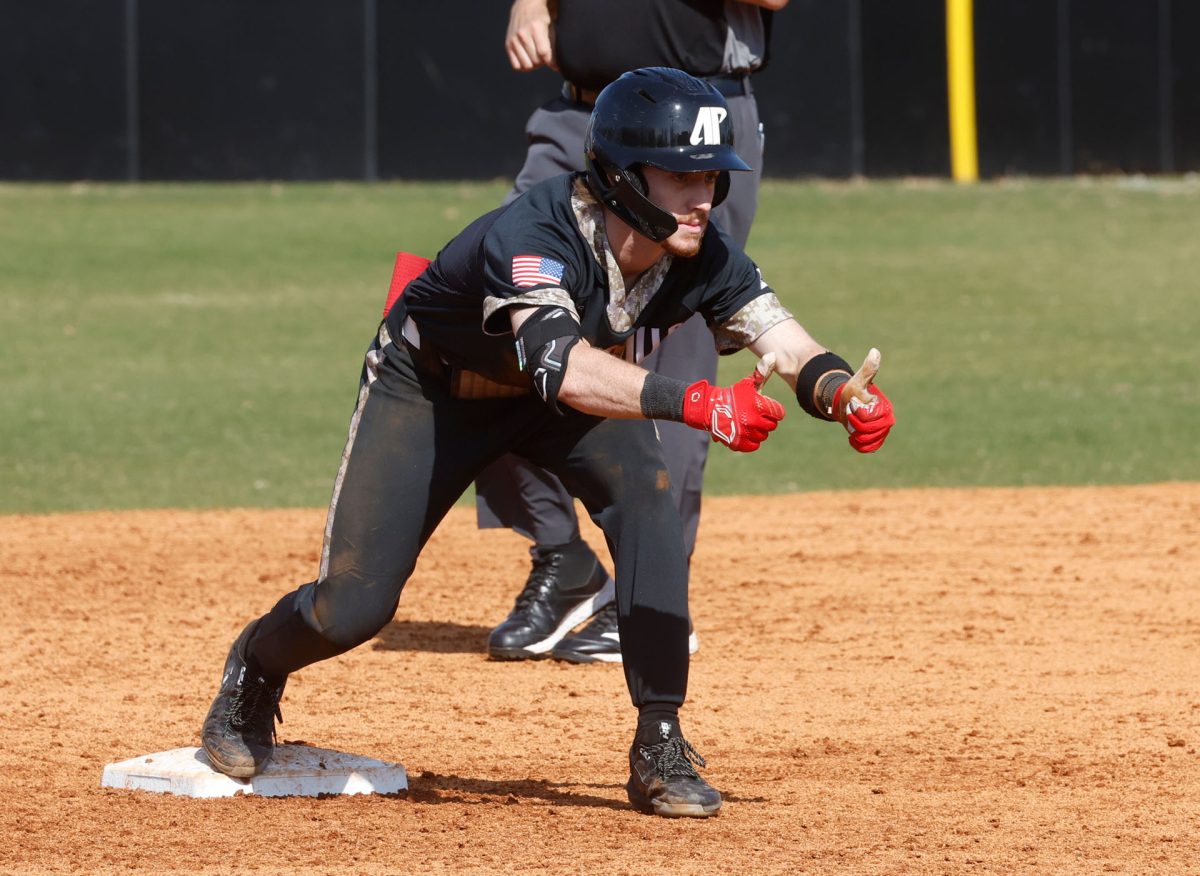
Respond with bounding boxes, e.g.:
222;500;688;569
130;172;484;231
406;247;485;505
506;0;558;72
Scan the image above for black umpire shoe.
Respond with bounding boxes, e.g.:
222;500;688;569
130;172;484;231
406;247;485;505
626;720;722;818
550;603;701;664
200;621;287;778
487;540;615;660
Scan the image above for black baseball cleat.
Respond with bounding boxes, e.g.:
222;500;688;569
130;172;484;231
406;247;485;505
550;603;701;664
487;541;615;660
626;721;722;818
200;621;287;778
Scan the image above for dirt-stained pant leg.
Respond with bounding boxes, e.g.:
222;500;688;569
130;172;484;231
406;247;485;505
474;91;762;559
519;414;692;708
245;336;547;678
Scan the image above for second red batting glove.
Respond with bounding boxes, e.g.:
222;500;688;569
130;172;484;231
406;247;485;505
682;368;786;453
833;382;895;453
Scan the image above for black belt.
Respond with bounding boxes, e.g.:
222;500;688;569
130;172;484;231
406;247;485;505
562;71;753;107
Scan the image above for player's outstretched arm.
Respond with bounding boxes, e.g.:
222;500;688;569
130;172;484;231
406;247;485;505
557;341;656;418
510;305;785;451
749;319;896;453
558;343;786;452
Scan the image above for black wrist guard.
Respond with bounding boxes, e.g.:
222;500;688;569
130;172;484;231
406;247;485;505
795;352;853;421
515;307;583;415
639;371;688;421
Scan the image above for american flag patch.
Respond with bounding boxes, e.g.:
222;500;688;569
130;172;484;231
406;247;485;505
512;254;566;288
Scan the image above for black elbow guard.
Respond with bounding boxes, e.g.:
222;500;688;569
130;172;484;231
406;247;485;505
515;307;583;414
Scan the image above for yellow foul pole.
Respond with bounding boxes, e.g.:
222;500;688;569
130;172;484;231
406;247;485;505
946;0;978;182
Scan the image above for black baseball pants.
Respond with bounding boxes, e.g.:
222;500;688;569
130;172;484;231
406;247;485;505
244;326;692;709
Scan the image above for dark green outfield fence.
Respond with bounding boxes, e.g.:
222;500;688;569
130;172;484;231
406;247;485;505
2;0;1196;181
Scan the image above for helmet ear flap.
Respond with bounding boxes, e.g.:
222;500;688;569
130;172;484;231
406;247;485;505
585;155;679;242
712;171;730;208
624;165;649;196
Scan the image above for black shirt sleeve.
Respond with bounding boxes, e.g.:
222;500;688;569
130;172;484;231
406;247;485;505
479;202;584;335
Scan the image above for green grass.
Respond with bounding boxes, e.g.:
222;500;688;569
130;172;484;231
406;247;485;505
1;178;1196;513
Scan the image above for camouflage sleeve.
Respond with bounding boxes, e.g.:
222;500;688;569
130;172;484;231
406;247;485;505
482;288;580;335
710;292;794;352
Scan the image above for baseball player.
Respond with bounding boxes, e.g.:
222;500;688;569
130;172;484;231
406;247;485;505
200;67;894;818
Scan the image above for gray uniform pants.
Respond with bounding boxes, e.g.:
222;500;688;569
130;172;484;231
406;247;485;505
475;90;763;558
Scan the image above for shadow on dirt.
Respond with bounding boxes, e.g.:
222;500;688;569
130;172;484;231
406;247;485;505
403;772;767;810
372;620;490;654
405;771;626;810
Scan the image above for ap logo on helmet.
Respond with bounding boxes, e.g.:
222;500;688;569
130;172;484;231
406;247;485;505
690;107;728;146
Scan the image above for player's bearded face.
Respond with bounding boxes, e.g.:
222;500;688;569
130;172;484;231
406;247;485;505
643;167;719;258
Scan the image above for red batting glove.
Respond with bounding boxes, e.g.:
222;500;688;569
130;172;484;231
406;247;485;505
682;368;786;453
833;383;895;453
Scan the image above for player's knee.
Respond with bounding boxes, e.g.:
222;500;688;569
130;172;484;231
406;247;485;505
311;566;407;650
577;427;673;507
622;434;676;498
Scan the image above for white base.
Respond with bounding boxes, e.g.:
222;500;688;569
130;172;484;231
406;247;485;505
101;745;408;798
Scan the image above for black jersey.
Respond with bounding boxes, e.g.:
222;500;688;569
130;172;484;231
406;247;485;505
387;173;785;388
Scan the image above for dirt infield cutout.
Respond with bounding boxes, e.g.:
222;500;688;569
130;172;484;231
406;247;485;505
2;485;1197;874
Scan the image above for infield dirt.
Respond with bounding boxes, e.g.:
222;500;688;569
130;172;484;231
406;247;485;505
2;484;1197;875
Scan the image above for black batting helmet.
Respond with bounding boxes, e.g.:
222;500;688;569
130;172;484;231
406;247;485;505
584;67;753;242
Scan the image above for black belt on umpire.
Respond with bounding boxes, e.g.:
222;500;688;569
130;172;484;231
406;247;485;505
561;71;754;107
